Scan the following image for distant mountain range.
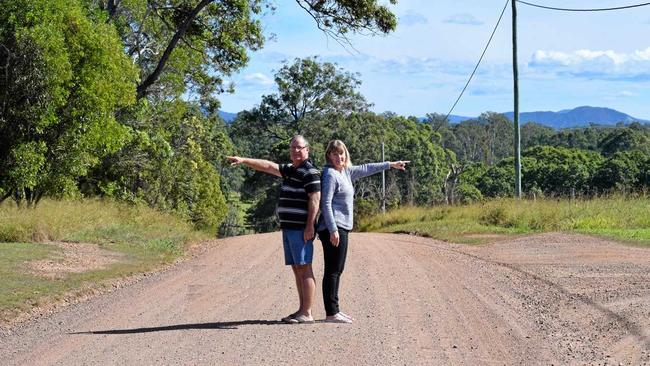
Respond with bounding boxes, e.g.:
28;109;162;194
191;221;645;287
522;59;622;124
447;106;648;129
219;106;648;129
218;111;238;122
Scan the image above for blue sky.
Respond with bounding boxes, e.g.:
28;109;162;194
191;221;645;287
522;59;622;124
217;0;650;119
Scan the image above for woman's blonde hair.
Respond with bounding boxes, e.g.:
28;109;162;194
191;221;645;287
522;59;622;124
325;140;352;167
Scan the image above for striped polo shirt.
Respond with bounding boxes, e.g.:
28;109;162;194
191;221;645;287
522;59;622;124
278;160;321;230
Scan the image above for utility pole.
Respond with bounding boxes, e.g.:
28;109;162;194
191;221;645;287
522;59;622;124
512;0;522;198
381;142;386;213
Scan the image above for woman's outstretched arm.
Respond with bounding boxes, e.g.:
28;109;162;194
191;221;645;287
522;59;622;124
349;161;409;181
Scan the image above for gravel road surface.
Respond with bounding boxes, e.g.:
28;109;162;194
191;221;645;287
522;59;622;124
2;232;650;365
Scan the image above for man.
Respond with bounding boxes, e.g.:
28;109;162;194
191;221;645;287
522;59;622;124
226;135;320;323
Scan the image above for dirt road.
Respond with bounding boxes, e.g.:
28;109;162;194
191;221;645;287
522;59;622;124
2;232;650;365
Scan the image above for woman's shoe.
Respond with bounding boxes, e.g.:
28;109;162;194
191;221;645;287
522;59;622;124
325;312;353;324
338;312;355;321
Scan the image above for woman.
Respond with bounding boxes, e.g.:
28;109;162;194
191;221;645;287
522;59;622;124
317;139;409;323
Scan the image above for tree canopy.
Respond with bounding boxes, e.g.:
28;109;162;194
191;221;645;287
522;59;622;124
3;0;650;235
0;0;400;233
0;0;138;204
87;0;397;105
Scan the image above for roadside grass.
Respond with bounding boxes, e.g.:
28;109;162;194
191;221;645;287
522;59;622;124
0;199;210;323
359;196;650;246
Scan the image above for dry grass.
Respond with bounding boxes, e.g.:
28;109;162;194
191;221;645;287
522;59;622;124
359;196;650;245
0;198;210;323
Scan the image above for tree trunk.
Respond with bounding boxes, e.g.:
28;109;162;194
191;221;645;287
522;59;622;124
136;0;213;100
0;190;11;204
106;0;122;21
444;163;464;205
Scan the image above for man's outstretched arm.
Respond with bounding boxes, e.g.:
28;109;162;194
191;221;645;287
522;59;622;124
226;156;281;177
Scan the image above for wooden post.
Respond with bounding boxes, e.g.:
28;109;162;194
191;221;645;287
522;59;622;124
512;0;522;198
381;142;386;213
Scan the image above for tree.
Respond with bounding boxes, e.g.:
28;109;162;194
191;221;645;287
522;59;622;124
522;146;603;196
84;100;230;231
476;161;514;198
455;163;486;204
0;0;138;205
477;112;513;166
295;0;397;44
89;0;397;104
521;122;554;149
448;119;486;163
230;57;370;151
638;156;650;190
591;151;646;192
274;57;370;125
443;163;465;205
598;128;650;157
425;113;457;150
446;112;513;166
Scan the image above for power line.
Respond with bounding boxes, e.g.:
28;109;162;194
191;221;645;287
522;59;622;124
445;0;510;122
516;0;650;12
443;0;649;122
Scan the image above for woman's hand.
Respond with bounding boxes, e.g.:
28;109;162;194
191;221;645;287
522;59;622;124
389;160;410;170
330;231;340;247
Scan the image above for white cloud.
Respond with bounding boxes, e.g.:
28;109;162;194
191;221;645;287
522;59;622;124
242;72;275;86
635;48;650;60
532;49;628;65
399;10;428;26
617;91;638;97
602;90;640;102
531;47;650;66
443;13;483;26
528;47;650;81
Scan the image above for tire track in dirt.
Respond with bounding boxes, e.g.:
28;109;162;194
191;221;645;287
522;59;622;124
379;234;556;364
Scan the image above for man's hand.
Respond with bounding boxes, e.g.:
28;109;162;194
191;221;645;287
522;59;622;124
304;226;315;242
330;231;340;247
226;156;244;165
225;156;281;177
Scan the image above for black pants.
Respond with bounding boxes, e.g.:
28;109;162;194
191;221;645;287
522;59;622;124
318;228;350;316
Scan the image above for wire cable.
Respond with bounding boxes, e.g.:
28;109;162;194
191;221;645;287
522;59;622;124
516;0;650;12
445;0;510;122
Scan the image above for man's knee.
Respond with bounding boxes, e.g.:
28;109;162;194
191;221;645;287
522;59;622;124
293;263;313;276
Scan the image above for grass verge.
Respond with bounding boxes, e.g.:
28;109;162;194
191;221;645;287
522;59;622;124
0;199;210;324
358;196;650;246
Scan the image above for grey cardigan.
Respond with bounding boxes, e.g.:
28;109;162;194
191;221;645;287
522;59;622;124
317;162;390;233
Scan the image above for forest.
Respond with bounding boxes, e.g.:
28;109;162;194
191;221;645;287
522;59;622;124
2;0;649;236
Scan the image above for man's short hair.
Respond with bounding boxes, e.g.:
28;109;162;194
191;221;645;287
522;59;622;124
291;135;309;147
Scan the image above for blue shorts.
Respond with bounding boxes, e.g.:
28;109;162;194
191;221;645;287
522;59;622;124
282;229;314;266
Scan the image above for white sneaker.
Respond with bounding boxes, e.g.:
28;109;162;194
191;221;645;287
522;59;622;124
338;312;355;321
325;312;353;324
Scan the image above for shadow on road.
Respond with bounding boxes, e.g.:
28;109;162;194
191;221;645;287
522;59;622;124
70;319;287;334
